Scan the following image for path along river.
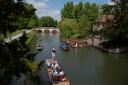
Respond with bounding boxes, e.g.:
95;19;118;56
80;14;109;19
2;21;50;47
12;33;128;85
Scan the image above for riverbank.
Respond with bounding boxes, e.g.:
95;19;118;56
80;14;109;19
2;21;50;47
4;29;31;42
86;38;128;54
26;30;36;54
65;39;89;48
64;38;128;54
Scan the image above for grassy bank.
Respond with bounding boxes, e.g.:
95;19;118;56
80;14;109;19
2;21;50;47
0;29;25;40
10;29;25;37
26;31;36;53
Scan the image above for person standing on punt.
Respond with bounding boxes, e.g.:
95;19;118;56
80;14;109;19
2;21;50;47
51;48;56;60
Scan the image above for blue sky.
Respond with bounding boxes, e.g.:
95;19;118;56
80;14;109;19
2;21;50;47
25;0;111;21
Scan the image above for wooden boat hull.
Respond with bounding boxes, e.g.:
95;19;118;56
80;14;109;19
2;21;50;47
46;59;70;85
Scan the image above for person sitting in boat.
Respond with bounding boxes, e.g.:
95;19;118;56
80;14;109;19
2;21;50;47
55;65;61;72
53;69;59;76
51;62;55;69
51;63;59;70
55;63;59;68
47;62;52;68
58;69;65;76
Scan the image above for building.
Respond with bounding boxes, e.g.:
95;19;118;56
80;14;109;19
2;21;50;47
93;15;113;31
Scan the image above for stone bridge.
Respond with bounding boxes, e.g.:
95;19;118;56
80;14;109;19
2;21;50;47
34;27;59;33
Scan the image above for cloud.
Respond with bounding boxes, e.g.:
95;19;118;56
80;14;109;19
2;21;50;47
24;0;61;21
25;0;36;5
37;9;61;21
34;2;47;9
107;1;114;5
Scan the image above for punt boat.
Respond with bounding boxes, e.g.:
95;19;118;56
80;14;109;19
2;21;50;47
46;59;70;85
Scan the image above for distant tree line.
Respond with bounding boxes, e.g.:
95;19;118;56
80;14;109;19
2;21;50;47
38;16;57;27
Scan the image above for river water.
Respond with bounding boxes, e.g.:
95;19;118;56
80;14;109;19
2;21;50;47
12;33;128;85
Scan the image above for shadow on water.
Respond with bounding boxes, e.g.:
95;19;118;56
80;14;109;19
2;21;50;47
12;33;128;85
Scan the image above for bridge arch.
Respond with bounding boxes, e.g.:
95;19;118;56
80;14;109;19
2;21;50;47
35;27;59;33
52;30;57;34
37;30;42;33
44;29;50;33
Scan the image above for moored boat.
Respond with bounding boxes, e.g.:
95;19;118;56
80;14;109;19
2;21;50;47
36;44;43;51
46;59;70;85
60;42;70;51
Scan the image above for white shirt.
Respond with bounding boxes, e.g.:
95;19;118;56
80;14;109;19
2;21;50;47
59;71;64;76
52;52;55;58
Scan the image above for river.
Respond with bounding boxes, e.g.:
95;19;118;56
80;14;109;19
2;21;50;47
12;33;128;85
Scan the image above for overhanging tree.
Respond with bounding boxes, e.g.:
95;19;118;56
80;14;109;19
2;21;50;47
101;0;128;47
0;0;43;85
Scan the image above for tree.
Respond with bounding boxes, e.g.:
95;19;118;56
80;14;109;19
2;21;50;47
73;1;83;19
38;16;57;27
78;14;91;38
27;15;37;28
101;4;113;15
101;0;128;48
83;2;99;21
0;33;42;85
0;0;42;84
61;1;74;18
60;1;99;39
53;20;58;27
0;0;36;35
58;18;79;39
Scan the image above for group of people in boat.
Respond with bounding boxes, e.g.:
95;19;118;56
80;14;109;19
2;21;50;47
47;48;66;81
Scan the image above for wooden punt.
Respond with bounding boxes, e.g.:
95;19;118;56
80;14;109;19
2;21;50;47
36;44;43;50
46;59;70;85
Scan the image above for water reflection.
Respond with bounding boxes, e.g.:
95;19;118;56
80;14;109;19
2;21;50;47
12;33;128;85
36;33;128;85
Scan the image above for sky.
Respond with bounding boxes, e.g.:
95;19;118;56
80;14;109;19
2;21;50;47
25;0;112;21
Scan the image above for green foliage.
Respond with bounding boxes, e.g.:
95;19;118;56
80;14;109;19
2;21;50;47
78;14;91;38
58;18;79;39
58;15;91;39
20;31;28;45
101;4;113;15
27;15;37;28
0;0;37;35
26;31;35;45
38;16;57;27
100;0;128;48
0;34;4;40
83;2;99;21
0;1;42;84
73;1;83;19
61;1;74;18
60;1;98;39
22;58;39;77
0;32;43;84
21;3;37;28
